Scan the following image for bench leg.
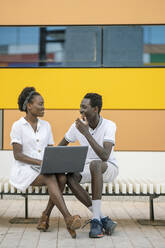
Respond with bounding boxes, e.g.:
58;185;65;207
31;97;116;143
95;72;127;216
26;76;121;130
9;194;39;224
149;196;154;221
138;195;165;226
25;194;28;219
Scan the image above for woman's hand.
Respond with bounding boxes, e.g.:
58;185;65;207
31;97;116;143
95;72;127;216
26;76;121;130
13;143;43;166
36;159;42;166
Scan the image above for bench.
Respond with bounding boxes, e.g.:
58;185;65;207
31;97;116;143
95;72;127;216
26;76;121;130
1;177;165;226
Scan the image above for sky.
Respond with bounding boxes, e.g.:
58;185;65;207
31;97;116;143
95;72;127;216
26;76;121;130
0;26;165;46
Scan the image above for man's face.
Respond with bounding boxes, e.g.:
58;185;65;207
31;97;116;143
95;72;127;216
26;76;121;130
80;98;97;121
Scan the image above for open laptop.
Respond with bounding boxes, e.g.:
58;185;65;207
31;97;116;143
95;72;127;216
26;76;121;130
40;146;88;174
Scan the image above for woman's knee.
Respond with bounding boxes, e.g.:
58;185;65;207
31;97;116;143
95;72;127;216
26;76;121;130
57;174;67;185
43;174;53;183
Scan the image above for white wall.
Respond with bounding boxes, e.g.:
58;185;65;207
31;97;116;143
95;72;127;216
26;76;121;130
0;151;13;178
115;151;165;181
0;151;165;182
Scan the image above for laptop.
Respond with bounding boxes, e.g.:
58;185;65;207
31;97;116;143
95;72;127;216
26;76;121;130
40;146;88;174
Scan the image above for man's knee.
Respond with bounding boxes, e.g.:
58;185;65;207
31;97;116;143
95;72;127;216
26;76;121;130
89;160;102;174
67;173;81;184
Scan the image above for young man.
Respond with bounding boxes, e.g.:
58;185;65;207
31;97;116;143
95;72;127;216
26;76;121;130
38;93;119;238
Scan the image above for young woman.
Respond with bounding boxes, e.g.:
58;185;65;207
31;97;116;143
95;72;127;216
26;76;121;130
10;87;81;238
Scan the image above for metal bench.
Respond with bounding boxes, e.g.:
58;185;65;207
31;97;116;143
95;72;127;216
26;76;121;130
1;177;165;226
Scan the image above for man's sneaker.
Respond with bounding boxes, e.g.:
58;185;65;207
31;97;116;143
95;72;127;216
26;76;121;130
101;217;117;235
89;219;104;238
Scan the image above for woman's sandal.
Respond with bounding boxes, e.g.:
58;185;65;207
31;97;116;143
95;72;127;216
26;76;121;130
37;213;49;232
67;228;77;239
65;215;81;238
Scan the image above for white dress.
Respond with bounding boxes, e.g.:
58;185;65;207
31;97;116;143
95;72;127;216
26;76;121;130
10;117;54;191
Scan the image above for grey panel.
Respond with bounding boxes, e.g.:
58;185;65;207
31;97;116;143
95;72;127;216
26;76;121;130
64;26;101;67
103;26;143;67
0;110;2;149
0;45;8;55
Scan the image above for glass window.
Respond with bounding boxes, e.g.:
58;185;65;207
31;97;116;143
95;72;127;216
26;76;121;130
0;25;165;67
103;26;143;67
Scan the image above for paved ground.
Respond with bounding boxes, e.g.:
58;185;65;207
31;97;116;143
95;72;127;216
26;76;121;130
0;197;165;248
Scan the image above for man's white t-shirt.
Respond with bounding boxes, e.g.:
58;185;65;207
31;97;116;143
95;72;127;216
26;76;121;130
65;117;117;167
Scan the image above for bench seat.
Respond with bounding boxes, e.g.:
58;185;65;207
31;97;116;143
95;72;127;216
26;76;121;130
0;177;165;225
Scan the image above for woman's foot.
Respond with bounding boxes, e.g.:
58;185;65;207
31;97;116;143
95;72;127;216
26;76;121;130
65;215;81;238
67;228;77;239
37;212;49;232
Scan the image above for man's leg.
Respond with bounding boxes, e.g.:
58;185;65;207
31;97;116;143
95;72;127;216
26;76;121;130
67;161;107;216
87;160;107;238
89;160;107;215
67;173;92;208
67;160;117;237
67;161;107;238
90;161;118;236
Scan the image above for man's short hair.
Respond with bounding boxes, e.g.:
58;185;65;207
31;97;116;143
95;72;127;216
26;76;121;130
84;93;102;114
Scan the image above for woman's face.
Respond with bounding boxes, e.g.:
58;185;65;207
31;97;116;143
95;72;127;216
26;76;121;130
27;95;45;117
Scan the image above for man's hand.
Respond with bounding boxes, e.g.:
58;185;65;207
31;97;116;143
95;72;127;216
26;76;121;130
75;118;89;136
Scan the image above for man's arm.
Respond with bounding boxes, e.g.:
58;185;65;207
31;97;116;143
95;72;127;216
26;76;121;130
84;135;113;162
58;137;69;146
13;143;42;165
75;118;113;161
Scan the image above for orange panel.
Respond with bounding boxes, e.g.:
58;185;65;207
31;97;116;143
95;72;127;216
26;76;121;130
0;0;165;25
3;110;165;151
3;110;80;149
102;110;165;151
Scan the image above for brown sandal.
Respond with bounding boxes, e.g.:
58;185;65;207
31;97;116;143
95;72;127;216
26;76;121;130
37;213;49;232
65;215;81;238
67;228;77;239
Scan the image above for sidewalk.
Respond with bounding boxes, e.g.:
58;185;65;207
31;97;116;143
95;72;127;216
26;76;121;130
0;198;165;248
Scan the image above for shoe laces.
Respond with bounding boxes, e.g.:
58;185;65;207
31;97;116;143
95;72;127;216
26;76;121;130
91;219;102;229
102;217;117;227
82;219;102;229
102;216;111;223
81;219;91;229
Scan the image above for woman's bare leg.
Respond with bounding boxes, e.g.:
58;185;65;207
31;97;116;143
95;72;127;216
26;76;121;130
32;174;81;238
32;174;70;219
42;174;66;217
